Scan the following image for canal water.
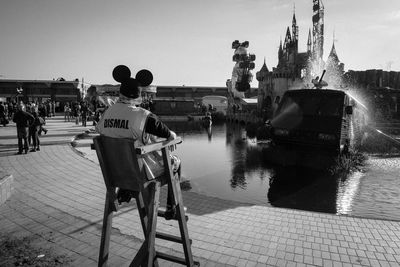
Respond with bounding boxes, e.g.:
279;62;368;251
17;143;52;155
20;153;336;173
82;121;400;221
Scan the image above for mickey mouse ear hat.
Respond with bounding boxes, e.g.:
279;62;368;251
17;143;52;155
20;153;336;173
112;65;153;99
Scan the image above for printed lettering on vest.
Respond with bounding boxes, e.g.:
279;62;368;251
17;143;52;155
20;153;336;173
114;119;120;128
104;118;129;129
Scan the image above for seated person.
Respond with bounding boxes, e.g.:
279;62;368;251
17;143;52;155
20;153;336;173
96;65;180;218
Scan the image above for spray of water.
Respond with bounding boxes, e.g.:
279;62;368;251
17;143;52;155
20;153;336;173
303;58;400;153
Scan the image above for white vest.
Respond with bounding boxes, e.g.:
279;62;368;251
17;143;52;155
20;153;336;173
96;102;151;147
96;101;166;178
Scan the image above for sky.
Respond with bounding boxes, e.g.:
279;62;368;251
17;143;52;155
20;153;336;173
1;0;399;87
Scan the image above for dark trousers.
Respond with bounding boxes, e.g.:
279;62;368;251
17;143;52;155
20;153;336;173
31;130;40;148
17;127;29;153
82;115;87;127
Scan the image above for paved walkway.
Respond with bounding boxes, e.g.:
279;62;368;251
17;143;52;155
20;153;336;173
1;115;400;267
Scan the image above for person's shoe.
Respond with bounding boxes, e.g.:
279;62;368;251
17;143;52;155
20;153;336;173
164;207;176;220
36;147;40;151
24;149;28;154
30;148;36;152
116;189;135;204
17;151;23;155
164;206;188;220
44;129;48;134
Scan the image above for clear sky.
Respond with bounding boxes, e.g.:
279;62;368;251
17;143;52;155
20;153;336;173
0;0;399;87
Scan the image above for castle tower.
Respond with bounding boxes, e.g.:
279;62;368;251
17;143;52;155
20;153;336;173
326;39;345;88
307;28;312;55
312;0;324;74
256;58;273;116
292;10;299;54
284;27;292;61
278;39;283;64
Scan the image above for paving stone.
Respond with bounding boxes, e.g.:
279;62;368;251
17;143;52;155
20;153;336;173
0;116;399;266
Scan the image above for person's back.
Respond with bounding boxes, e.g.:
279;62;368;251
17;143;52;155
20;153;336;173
13;104;34;154
96;66;180;211
96;65;175;144
96;101;150;143
13;107;34;128
29;112;44;152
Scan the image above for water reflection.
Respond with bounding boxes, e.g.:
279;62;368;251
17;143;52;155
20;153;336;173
226;123;247;189
164;121;399;220
336;172;363;215
267;166;339;214
205;125;212;142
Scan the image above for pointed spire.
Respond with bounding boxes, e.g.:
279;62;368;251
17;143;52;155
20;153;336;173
329;31;338;60
291;3;298;44
292;3;297;25
328;35;339;64
329;42;338;59
285;26;291;43
261;57;269;72
307;28;312;53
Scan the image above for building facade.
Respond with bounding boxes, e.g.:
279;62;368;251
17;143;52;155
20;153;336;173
0;79;82;110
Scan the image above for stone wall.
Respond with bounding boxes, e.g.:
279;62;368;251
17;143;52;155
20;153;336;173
345;69;400;89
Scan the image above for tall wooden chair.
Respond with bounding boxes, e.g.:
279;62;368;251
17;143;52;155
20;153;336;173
93;135;199;267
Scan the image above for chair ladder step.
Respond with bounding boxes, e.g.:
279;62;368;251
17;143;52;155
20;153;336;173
156;231;192;244
155;251;200;266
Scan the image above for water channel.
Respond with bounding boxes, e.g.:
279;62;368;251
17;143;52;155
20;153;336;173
82;121;400;221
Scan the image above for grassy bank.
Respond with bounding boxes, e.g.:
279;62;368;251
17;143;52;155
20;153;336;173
329;150;367;176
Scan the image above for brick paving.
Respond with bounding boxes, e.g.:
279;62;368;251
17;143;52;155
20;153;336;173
0;115;399;266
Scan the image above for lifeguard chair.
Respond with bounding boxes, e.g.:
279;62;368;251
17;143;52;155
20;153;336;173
93;135;199;266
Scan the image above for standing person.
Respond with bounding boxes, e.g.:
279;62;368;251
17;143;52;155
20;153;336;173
0;102;7;126
46;102;51;117
64;103;71;122
80;102;88;127
13;103;34;154
7;102;13;120
29;112;45;152
52;101;56;117
38;103;47;122
37;105;48;136
74;103;81;125
96;65;181;218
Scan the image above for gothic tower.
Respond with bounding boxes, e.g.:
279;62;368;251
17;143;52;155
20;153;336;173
307;28;312;56
312;0;324;74
326;38;345;88
292;11;299;55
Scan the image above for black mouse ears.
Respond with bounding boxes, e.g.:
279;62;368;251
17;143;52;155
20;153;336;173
112;65;153;86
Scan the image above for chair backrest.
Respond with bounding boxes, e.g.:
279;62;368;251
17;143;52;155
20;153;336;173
93;135;144;192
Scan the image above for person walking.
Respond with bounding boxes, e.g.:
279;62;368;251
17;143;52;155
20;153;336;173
29;111;45;152
74;103;81;125
64;103;71;122
37;103;48;135
80;102;88;127
13;103;34;154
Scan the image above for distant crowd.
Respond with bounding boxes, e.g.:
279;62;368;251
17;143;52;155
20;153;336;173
2;101;52;154
63;101;92;127
0;100;56;127
0;99;98;155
